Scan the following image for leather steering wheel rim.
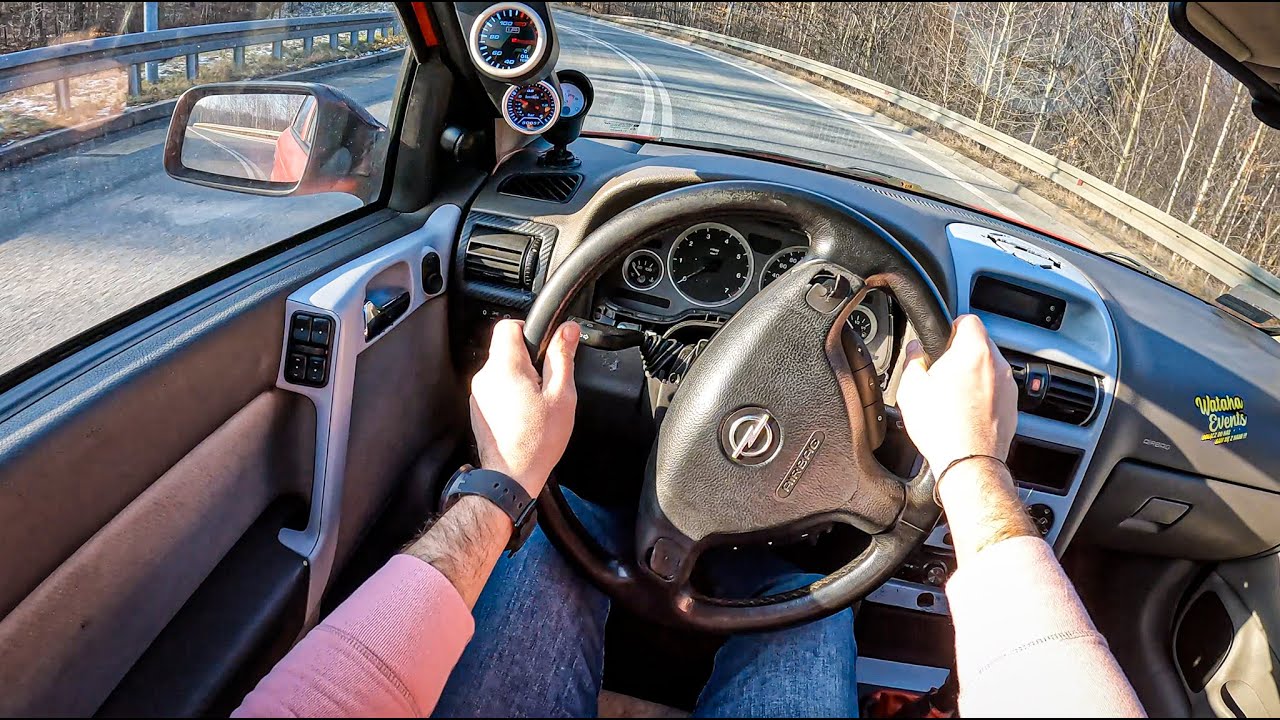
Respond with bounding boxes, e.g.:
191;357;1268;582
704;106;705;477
524;181;952;633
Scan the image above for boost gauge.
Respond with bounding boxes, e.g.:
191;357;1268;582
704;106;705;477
502;81;561;134
469;2;548;79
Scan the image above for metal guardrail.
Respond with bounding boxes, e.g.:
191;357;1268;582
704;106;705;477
0;12;400;112
606;14;1280;298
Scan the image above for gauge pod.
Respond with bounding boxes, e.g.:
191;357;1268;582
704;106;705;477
469;2;549;79
502;80;561;135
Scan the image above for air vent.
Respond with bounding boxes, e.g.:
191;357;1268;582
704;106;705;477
1004;350;1100;426
497;173;583;203
464;229;539;289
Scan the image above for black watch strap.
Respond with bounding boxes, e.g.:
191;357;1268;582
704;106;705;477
443;465;537;555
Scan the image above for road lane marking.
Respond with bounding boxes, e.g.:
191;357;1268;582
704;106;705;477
190;127;267;181
562;25;670;137
575;15;1022;220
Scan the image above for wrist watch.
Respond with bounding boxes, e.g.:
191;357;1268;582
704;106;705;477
442;464;538;555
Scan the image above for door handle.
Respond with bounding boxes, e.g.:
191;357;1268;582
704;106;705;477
363;288;410;341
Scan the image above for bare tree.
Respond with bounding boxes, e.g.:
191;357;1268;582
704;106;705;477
1189;84;1244;225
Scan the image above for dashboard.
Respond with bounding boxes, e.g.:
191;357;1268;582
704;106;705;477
456;127;1280;608
446;1;1280;628
592;218;897;378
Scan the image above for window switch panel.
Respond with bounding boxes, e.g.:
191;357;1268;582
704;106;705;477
284;311;334;388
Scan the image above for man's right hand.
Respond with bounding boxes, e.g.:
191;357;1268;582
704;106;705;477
896;314;1019;478
469;319;580;498
897;314;1037;560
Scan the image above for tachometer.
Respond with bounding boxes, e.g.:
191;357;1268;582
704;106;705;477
502;81;560;135
469;2;547;79
623;249;664;291
759;246;807;289
668;223;753;307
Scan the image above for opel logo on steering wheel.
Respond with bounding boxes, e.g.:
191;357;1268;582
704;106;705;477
720;407;782;466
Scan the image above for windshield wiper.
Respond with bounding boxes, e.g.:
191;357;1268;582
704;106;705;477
1100;251;1164;281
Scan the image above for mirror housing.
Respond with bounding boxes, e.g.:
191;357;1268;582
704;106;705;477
164;81;387;201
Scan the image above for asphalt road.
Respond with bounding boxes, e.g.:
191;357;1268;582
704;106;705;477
0;13;1108;377
555;13;1100;247
183;124;282;182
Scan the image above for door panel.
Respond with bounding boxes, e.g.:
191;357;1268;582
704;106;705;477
0;299;298;624
336;297;465;570
1176;557;1280;717
0;201;467;715
100;499;309;718
273;204;460;621
0;391;314;716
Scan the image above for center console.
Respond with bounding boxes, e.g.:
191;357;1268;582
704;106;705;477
870;222;1118;618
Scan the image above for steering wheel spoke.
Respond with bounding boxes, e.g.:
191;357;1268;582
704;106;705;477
838;464;908;534
634;490;702;588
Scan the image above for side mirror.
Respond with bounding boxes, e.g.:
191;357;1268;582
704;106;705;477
164;81;387;201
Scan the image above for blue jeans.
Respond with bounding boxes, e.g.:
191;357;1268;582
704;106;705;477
433;492;858;718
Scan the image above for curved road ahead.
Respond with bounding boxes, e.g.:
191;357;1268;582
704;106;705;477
0;12;1103;377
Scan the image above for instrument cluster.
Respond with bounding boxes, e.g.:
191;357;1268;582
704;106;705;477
595;219;898;375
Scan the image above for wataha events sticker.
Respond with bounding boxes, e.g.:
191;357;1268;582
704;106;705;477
1195;394;1248;445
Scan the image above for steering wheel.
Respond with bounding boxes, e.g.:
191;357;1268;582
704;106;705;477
523;181;952;633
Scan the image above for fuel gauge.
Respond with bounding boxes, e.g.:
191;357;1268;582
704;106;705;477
623;249;664;291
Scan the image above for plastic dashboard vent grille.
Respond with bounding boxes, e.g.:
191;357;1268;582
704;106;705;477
1041;373;1100;425
1004;350;1101;426
497;173;584;203
464;231;537;289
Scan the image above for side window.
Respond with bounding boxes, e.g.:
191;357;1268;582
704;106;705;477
0;2;406;379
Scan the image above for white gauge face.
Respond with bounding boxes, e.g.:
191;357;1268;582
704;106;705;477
561;82;586;117
849;305;878;343
468;2;548;79
502;80;561;135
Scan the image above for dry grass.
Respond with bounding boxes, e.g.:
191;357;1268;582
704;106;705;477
0;32;405;145
616;17;1226;299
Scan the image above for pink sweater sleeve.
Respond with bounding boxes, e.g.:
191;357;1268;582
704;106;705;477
945;536;1146;718
233;554;473;718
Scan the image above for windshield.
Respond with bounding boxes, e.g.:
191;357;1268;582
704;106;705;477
560;2;1279;307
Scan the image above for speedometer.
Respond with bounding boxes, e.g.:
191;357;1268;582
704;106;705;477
759;246;807;289
469;2;547;79
502;81;560;135
668;223;753;307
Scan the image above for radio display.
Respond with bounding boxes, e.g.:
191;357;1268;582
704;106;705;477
971;276;1065;330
